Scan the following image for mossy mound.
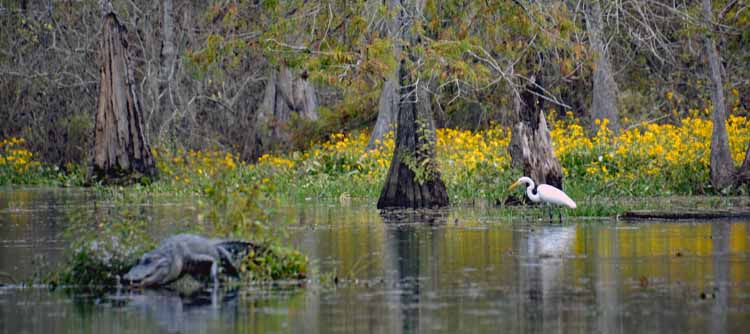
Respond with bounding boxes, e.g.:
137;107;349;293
240;245;308;281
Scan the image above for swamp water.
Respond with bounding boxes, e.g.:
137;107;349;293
1;188;750;333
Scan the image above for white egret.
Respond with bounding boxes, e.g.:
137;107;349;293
509;176;577;210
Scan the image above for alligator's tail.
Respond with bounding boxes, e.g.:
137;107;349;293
217;240;263;276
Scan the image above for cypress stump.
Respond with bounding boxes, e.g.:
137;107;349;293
508;78;563;189
91;13;156;184
377;60;449;209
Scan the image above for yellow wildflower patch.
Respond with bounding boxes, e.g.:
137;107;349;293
0;137;41;175
552;115;750;193
153;146;243;186
114;114;750;198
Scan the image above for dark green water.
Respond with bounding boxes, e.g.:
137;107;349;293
1;188;750;333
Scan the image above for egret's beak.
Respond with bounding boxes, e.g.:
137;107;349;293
508;180;521;191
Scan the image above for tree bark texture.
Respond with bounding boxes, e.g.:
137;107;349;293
366;0;401;151
91;13;157;183
160;0;176;85
158;0;177;117
702;0;735;190
377;60;449;209
509;79;564;189
368;75;399;150
586;0;620;133
254;66;318;158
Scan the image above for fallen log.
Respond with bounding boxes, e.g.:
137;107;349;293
622;209;750;220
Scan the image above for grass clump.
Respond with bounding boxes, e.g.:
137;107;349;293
53;219;154;286
55;242;141;287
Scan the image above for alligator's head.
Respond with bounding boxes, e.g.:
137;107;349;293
122;252;170;288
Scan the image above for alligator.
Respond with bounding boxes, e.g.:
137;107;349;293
122;234;258;288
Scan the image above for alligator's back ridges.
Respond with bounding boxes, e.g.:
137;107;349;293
218;240;258;256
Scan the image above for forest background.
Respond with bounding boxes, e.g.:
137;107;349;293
1;0;749;208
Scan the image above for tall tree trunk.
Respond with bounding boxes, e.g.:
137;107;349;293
586;0;620;133
253;66;318;159
366;0;401;151
377;0;449;209
702;0;734;190
91;12;157;183
160;0;176;84
509;77;563;189
158;0;177;117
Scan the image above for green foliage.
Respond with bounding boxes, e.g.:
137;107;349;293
186;33;248;80
365;37;398;79
400;117;441;186
202;172;268;240
448;161;516;204
400;150;431;186
54;218;154;286
287;88;380;150
240;245;308;281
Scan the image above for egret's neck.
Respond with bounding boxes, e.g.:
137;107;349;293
526;183;540;203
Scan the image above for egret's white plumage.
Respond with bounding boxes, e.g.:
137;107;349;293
509;176;577;209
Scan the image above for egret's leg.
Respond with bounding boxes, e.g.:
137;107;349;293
211;283;219;307
211;260;219;287
547;205;553;223
210;260;220;307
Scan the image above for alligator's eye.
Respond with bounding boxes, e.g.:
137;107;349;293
143;258;151;265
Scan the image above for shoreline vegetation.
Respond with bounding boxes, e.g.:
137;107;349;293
3;114;750;286
2;113;749;206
